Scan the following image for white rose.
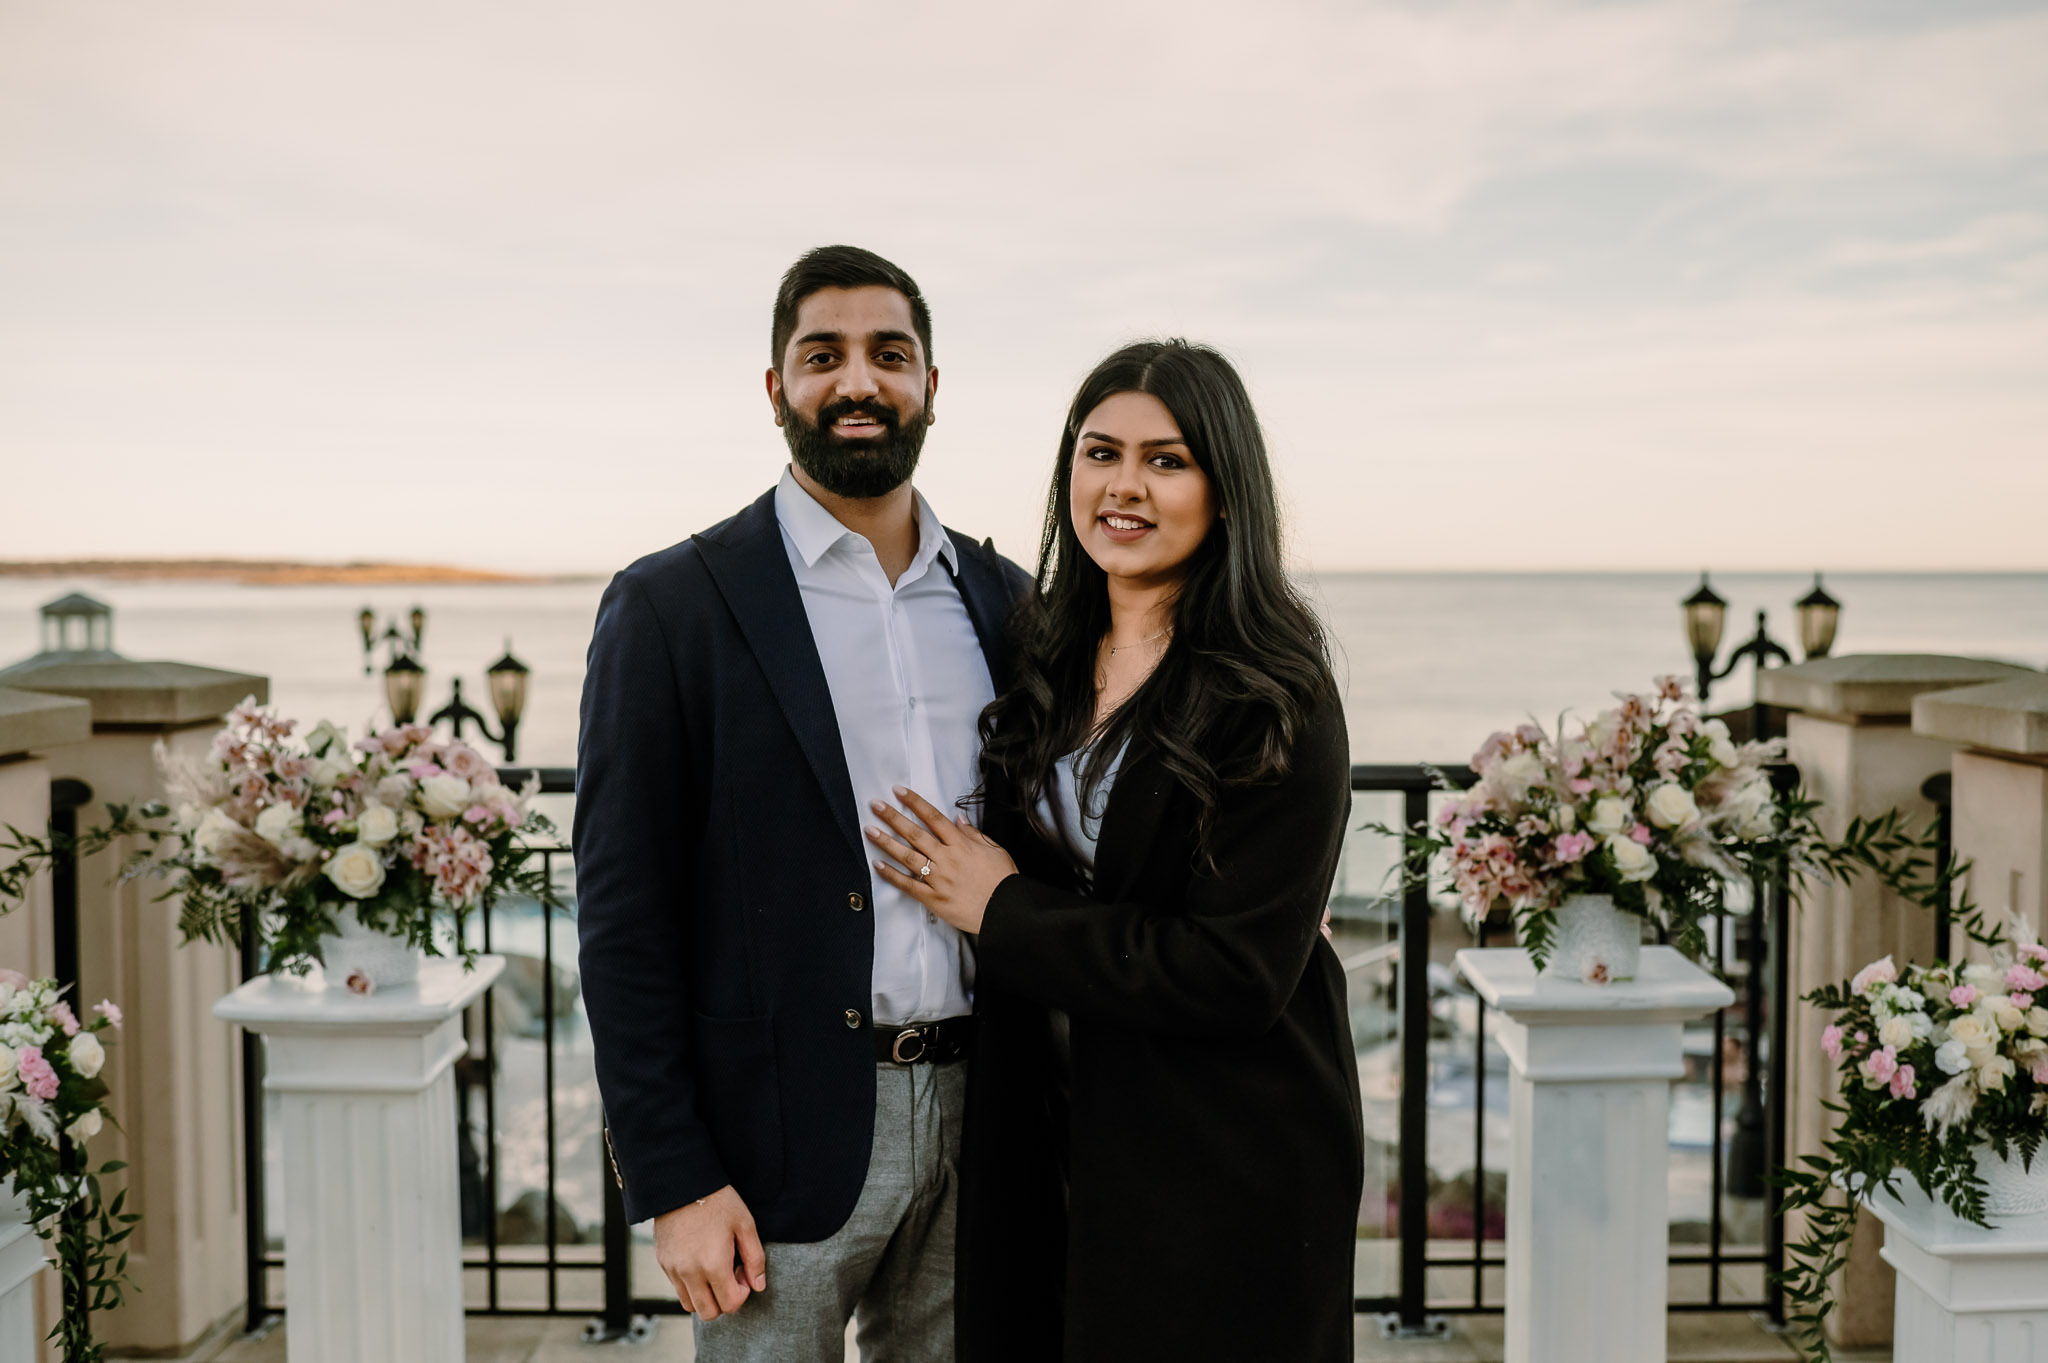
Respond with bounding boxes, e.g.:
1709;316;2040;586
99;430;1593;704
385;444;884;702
2029;1006;2048;1037
1555;804;1576;832
400;809;424;838
193;807;242;857
1946;1012;1995;1049
1934;1038;1972;1074
417;775;473;820
356;804;400;846
1878;1016;1917;1050
324;842;388;900
1977;1053;2017;1092
66;1108;103;1143
376;774;414;808
1494;751;1545;802
1903;1011;1935;1041
254;803;303;846
68;1031;105;1079
1988;997;2027;1033
1587;796;1632;838
1708;736;1741;768
1645;783;1700;829
0;1045;15;1091
1607;836;1658;882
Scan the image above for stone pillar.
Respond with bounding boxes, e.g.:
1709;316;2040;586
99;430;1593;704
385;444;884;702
1913;673;2048;950
214;957;504;1363
0;686;93;1363
1866;1187;2048;1362
1454;946;1733;1363
0;649;267;1356
1758;653;2035;1348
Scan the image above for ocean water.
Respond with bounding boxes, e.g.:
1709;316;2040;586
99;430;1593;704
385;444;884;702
3;571;2042;767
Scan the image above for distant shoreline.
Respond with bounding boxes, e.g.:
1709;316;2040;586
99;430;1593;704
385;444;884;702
0;559;584;586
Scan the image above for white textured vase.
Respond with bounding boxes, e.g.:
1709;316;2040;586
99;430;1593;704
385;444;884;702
317;912;422;989
1539;893;1644;983
1974;1143;2048;1219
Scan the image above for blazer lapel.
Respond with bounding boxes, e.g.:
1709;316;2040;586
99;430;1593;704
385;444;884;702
944;532;1021;679
693;489;864;862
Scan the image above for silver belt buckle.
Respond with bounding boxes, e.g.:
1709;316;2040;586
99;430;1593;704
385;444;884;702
890;1027;927;1064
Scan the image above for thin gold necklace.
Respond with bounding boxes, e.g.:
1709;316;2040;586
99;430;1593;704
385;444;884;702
1107;628;1170;657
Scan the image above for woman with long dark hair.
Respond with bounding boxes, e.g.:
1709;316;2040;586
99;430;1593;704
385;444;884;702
864;339;1362;1362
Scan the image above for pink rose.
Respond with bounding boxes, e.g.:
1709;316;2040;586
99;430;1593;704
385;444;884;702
1889;1063;1916;1100
1851;956;1899;996
0;968;29;991
2006;964;2046;994
17;1046;59;1101
2019;944;2048;964
1950;985;1978;1008
443;744;493;782
1569;778;1594;795
463;804;493;824
49;1002;79;1037
1821;1024;1844;1059
93;999;122;1029
1859;1045;1899;1087
2012;993;2034;1010
1630;823;1653;845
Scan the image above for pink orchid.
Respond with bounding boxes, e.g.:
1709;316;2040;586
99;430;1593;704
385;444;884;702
17;1046;59;1101
1950;985;1978;1008
1569;778;1594;795
49;1002;79;1037
1888;1063;1916;1101
322;808;350;827
1821;1024;1844;1059
93;999;122;1029
463;804;493;824
406;760;446;781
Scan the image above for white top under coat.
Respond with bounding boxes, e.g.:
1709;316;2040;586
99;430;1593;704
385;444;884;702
774;467;991;1027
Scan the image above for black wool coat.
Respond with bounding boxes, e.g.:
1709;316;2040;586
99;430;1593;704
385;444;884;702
956;695;1364;1363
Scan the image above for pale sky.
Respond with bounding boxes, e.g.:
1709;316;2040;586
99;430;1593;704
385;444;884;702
3;0;2045;573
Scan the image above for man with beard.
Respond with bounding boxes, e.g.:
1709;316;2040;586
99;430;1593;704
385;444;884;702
576;245;1027;1362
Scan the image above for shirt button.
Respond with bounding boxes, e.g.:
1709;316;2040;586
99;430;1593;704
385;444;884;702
844;1008;864;1029
848;892;866;912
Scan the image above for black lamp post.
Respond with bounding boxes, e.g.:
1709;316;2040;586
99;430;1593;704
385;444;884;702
1795;573;1841;660
427;642;531;762
359;604;426;676
382;654;427;725
1685;574;1798;705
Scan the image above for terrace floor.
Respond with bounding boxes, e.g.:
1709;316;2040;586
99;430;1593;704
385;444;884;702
201;1311;1893;1363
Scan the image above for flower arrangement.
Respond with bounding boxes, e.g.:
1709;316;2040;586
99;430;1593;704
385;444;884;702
1381;676;1790;971
143;699;558;981
0;971;135;1363
1776;935;2048;1361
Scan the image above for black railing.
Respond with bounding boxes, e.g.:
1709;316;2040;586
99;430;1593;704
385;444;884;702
1343;764;1794;1332
234;761;1792;1335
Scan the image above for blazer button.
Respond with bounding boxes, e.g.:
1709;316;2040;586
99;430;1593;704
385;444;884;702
848;892;866;912
844;1008;863;1029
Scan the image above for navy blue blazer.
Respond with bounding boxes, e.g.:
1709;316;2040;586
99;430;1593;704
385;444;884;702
574;486;1029;1234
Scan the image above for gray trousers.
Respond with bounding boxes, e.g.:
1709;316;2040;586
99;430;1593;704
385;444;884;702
695;1060;965;1363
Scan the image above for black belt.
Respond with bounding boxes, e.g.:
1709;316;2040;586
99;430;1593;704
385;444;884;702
874;1015;973;1066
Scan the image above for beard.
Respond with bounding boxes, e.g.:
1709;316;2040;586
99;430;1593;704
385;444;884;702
779;392;928;500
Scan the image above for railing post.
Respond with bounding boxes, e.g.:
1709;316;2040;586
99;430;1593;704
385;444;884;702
240;903;272;1334
1396;785;1431;1333
1763;766;1798;1327
47;777;90;996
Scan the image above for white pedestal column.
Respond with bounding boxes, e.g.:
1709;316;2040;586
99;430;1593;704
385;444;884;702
1455;946;1734;1363
1;1184;48;1363
214;956;503;1363
1866;1187;2048;1363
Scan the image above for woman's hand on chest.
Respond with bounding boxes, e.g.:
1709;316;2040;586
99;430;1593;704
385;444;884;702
866;787;1020;935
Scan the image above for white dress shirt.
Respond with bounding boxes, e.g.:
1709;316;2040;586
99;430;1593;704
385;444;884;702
775;467;992;1026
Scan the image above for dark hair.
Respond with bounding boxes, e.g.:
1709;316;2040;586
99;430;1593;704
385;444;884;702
770;245;933;366
978;339;1334;865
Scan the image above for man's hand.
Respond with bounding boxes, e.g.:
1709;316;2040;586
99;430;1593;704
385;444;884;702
652;1185;767;1321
